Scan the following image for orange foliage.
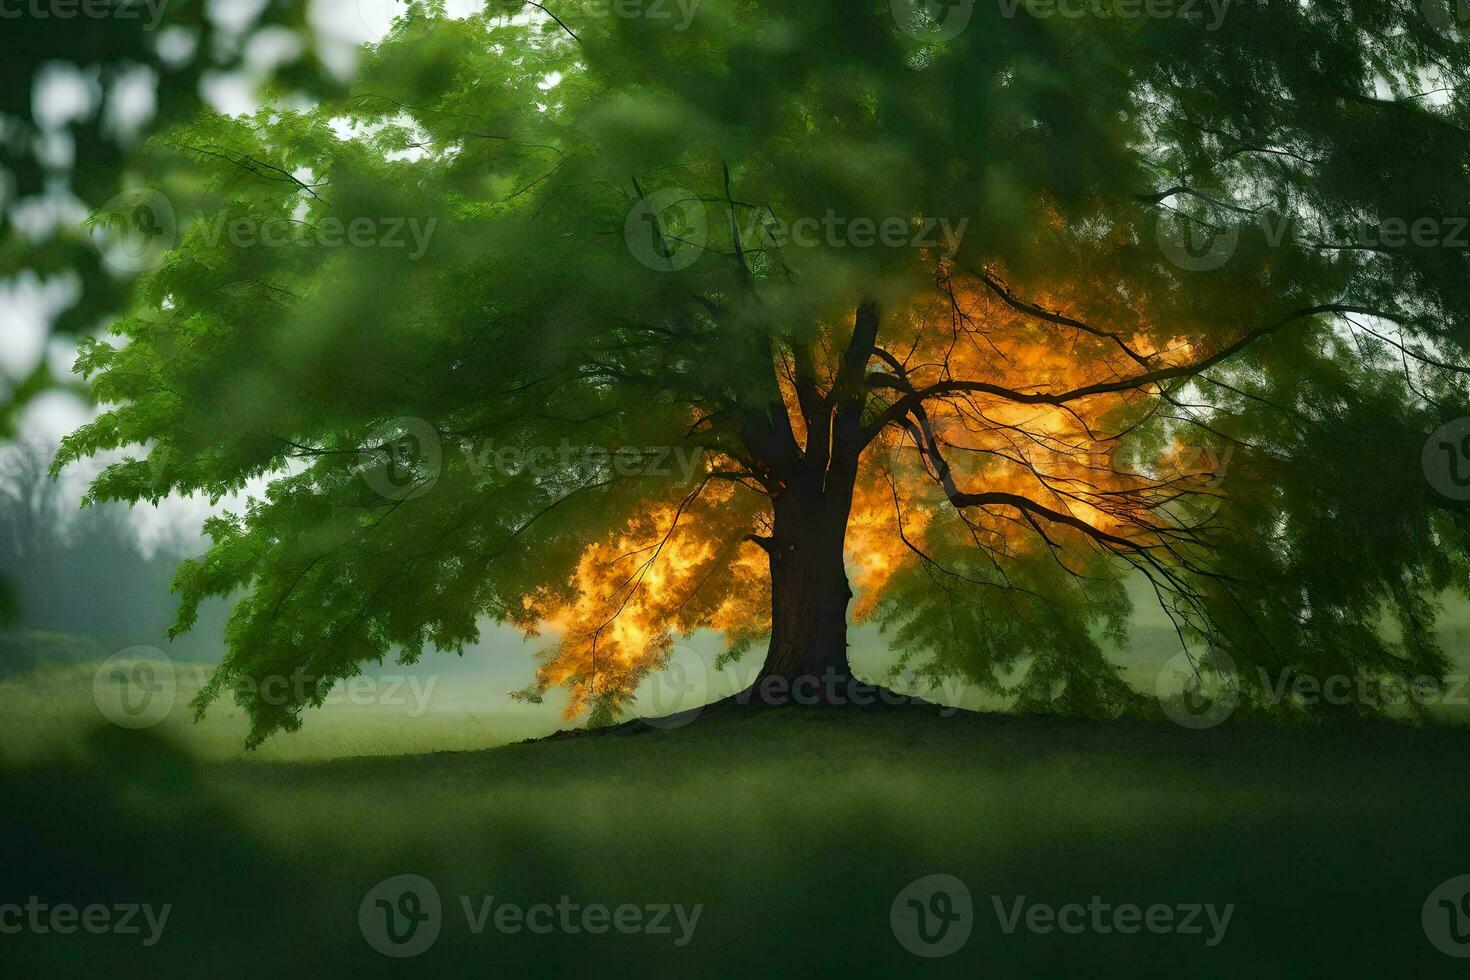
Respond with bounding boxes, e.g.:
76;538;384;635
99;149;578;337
525;273;1218;716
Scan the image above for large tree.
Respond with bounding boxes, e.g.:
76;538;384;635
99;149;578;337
59;0;1470;741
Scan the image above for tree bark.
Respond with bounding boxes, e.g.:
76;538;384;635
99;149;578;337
742;474;867;708
761;490;854;680
739;298;881;706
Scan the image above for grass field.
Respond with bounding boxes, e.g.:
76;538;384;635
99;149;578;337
0;657;554;766
4;671;1470;978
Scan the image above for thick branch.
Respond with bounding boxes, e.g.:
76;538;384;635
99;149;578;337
972;268;1154;368
868;303;1397;436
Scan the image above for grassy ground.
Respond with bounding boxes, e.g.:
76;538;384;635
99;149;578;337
0;658;550;765
4;692;1470;977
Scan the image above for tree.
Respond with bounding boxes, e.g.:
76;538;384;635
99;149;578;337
57;0;1470;743
1;0;339;620
2;0;339;426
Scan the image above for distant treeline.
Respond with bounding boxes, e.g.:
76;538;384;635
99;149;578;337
0;446;228;661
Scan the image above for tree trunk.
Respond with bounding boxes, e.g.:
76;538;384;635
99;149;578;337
747;485;860;705
737;297;882;708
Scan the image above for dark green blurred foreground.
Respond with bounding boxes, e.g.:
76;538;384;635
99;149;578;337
3;708;1469;977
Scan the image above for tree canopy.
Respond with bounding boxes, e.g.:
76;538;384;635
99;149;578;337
2;0;340;619
58;0;1470;742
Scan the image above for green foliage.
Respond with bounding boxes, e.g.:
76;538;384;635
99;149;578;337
60;0;1470;742
2;0;339;346
2;0;344;620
